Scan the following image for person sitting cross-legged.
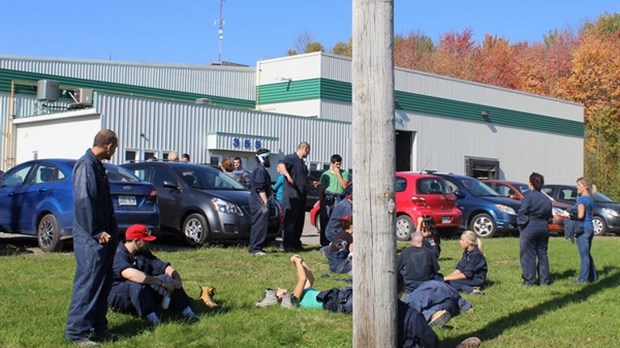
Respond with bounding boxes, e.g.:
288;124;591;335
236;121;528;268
108;224;200;325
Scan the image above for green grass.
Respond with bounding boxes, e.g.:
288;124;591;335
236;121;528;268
0;236;619;347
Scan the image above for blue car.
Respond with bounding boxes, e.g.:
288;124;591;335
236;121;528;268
0;159;160;252
433;174;520;237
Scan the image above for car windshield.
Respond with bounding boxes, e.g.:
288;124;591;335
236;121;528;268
459;177;499;196
593;192;615;203
174;165;246;190
103;163;140;183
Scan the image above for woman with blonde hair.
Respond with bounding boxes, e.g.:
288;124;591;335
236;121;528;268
444;230;487;294
573;177;598;283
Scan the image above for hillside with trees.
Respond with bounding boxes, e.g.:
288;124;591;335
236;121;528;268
289;13;620;199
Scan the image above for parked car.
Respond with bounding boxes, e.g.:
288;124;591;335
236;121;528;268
0;159;160;252
121;161;280;245
309;173;461;241
483;179;570;234
542;184;620;235
433;174;520;238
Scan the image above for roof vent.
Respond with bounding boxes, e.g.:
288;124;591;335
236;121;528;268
36;80;60;102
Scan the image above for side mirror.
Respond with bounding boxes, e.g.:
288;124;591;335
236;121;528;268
454;191;466;199
163;180;180;190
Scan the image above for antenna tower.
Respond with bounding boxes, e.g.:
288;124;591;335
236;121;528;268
217;0;225;63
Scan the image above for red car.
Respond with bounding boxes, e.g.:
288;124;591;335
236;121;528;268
310;173;461;241
483;180;569;234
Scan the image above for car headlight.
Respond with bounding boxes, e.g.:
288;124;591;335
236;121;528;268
211;198;244;216
552;207;566;216
496;204;516;215
601;207;619;218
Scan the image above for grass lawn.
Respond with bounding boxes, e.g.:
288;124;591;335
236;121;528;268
0;235;619;347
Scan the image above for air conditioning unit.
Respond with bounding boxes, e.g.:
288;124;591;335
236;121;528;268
36;80;60;101
76;88;93;104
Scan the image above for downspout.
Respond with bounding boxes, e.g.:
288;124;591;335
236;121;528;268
5;80;15;169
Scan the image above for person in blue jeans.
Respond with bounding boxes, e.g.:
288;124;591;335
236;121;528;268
517;172;553;286
574;177;598;283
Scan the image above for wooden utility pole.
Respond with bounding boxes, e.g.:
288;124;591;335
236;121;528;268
352;0;396;347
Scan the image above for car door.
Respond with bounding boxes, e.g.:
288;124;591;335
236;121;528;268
149;165;184;231
0;163;36;232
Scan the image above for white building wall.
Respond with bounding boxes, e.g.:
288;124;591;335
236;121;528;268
96;93;352;169
401;110;583;183
257;100;320;117
257;53;322;84
0;56;257;100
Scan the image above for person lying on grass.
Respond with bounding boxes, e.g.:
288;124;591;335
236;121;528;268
256;254;325;309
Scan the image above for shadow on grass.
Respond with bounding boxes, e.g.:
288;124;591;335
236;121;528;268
444;265;620;347
550;269;577;282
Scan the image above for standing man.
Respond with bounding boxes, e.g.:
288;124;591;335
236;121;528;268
319;154;350;246
248;148;273;255
233;157;251;187
65;129;119;346
278;142;310;251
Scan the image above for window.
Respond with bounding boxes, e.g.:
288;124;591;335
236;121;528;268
125;150;137;163
395;177;407;192
33;165;65;184
144;151;157;161
151;167;177;187
417;178;446;194
0;165;33;187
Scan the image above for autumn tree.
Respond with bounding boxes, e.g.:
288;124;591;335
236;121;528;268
332;38;353;57
471;34;520;88
431;29;476;80
393;31;434;71
561;14;620;199
287;31;324;56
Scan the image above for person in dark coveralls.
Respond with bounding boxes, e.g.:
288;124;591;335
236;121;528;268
278;142;311;251
65;129;119;346
517;172;553;286
444;230;487;294
248;148;273;255
397;230;443;293
108;224;200;325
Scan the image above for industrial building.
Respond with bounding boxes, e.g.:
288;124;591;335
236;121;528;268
0;52;584;182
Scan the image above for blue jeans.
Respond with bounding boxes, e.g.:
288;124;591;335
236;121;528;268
575;231;597;282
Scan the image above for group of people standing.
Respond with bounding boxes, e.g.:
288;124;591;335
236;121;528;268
518;172;598;286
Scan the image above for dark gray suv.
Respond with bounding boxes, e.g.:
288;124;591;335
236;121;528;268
122;162;280;246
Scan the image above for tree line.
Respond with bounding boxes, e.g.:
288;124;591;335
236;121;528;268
289;13;620;200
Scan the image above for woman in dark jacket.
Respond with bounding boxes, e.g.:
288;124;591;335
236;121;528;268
517;172;553;286
444;230;487;294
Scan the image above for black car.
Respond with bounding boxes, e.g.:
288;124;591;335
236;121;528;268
121;162;280;246
305;170;323;210
542;184;620;236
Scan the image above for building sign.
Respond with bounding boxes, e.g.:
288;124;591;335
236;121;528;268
233;137;262;150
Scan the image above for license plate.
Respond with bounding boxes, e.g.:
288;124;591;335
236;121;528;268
441;216;451;224
118;195;137;206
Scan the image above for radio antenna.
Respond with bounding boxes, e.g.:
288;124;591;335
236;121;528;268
217;0;225;63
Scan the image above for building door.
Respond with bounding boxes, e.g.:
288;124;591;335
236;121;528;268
395;131;414;172
465;156;499;180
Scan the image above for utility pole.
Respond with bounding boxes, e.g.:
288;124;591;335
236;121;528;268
217;0;225;63
352;0;396;347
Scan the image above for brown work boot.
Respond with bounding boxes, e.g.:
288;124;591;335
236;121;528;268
199;286;219;308
428;309;451;328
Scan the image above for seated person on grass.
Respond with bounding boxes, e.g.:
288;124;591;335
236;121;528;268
397;230;443;293
444;230;487;295
328;215;354;274
418;215;441;259
256;255;324;309
108;224;201;325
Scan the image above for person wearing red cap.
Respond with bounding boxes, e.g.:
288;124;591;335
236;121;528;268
107;224;200;325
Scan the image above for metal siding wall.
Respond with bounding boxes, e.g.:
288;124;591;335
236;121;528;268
394;69;582;122
320;54;352;82
320;100;353;121
257;53;322;87
0;56;256;100
403;110;583;183
258;100;320;117
96;93;352;169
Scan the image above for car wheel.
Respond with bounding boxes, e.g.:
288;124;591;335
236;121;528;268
37;214;63;252
592;216;606;236
182;213;209;246
395;215;413;241
470;213;496;238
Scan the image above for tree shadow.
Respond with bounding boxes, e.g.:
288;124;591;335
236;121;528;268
443;266;620;346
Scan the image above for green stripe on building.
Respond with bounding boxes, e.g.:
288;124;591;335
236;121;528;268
258;78;584;137
0;68;255;109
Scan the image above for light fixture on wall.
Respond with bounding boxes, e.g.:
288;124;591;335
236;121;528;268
276;77;293;82
480;111;491;122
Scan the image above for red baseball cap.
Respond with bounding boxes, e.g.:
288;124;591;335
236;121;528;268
125;224;156;242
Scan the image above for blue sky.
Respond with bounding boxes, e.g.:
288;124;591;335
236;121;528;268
1;0;618;67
